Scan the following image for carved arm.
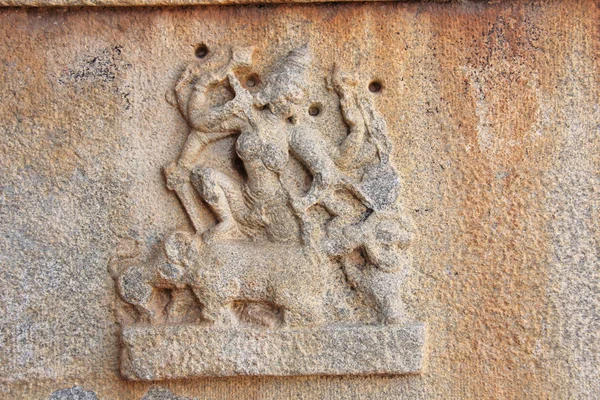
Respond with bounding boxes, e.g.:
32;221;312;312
335;92;367;169
327;68;367;169
289;129;339;213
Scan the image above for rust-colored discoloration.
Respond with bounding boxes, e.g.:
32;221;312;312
427;2;598;398
430;3;555;398
1;1;598;398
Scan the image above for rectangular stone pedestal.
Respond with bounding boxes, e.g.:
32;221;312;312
121;324;425;380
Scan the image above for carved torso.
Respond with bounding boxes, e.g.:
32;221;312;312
235;120;289;174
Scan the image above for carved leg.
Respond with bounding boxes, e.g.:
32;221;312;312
202;300;236;327
285;301;326;328
344;256;409;325
190;166;246;242
190;287;237;327
279;291;326;328
166;288;192;323
367;268;407;325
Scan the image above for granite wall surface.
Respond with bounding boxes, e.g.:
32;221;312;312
0;0;598;398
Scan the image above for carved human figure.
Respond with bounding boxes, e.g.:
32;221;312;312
310;66;414;324
165;45;335;245
164;49;413;325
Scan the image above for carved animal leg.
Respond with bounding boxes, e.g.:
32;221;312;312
344;258;409;325
134;303;158;324
190;166;246;242
286;303;326;328
191;288;237;327
369;271;407;325
280;294;326;328
202;301;236;327
166;288;192;323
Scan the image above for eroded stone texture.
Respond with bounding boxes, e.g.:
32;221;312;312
0;0;458;8
122;324;425;379
48;387;98;400
0;0;599;399
141;387;194;400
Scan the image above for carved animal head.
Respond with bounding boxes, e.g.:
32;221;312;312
161;231;199;282
107;237;141;279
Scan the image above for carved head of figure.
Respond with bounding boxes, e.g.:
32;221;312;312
255;44;311;121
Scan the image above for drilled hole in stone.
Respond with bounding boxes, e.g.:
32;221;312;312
195;43;209;59
308;104;321;116
368;80;383;93
246;73;260;88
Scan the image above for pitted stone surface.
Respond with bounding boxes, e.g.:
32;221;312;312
0;0;457;7
48;387;98;400
141;387;194;400
122;324;425;380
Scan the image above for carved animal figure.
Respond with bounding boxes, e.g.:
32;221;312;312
325;211;414;324
182;232;329;327
110;232;329;327
108;235;192;324
110;47;416;329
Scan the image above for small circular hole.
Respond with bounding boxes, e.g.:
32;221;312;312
246;73;260;88
287;116;296;124
369;80;382;93
195;43;209;59
308;104;321;116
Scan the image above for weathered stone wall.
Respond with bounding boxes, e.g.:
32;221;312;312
1;0;598;398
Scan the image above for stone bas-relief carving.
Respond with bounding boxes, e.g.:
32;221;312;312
110;44;424;380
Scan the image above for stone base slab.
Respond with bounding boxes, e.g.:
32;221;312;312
121;323;425;380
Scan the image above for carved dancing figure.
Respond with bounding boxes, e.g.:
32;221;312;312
165;45;341;246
